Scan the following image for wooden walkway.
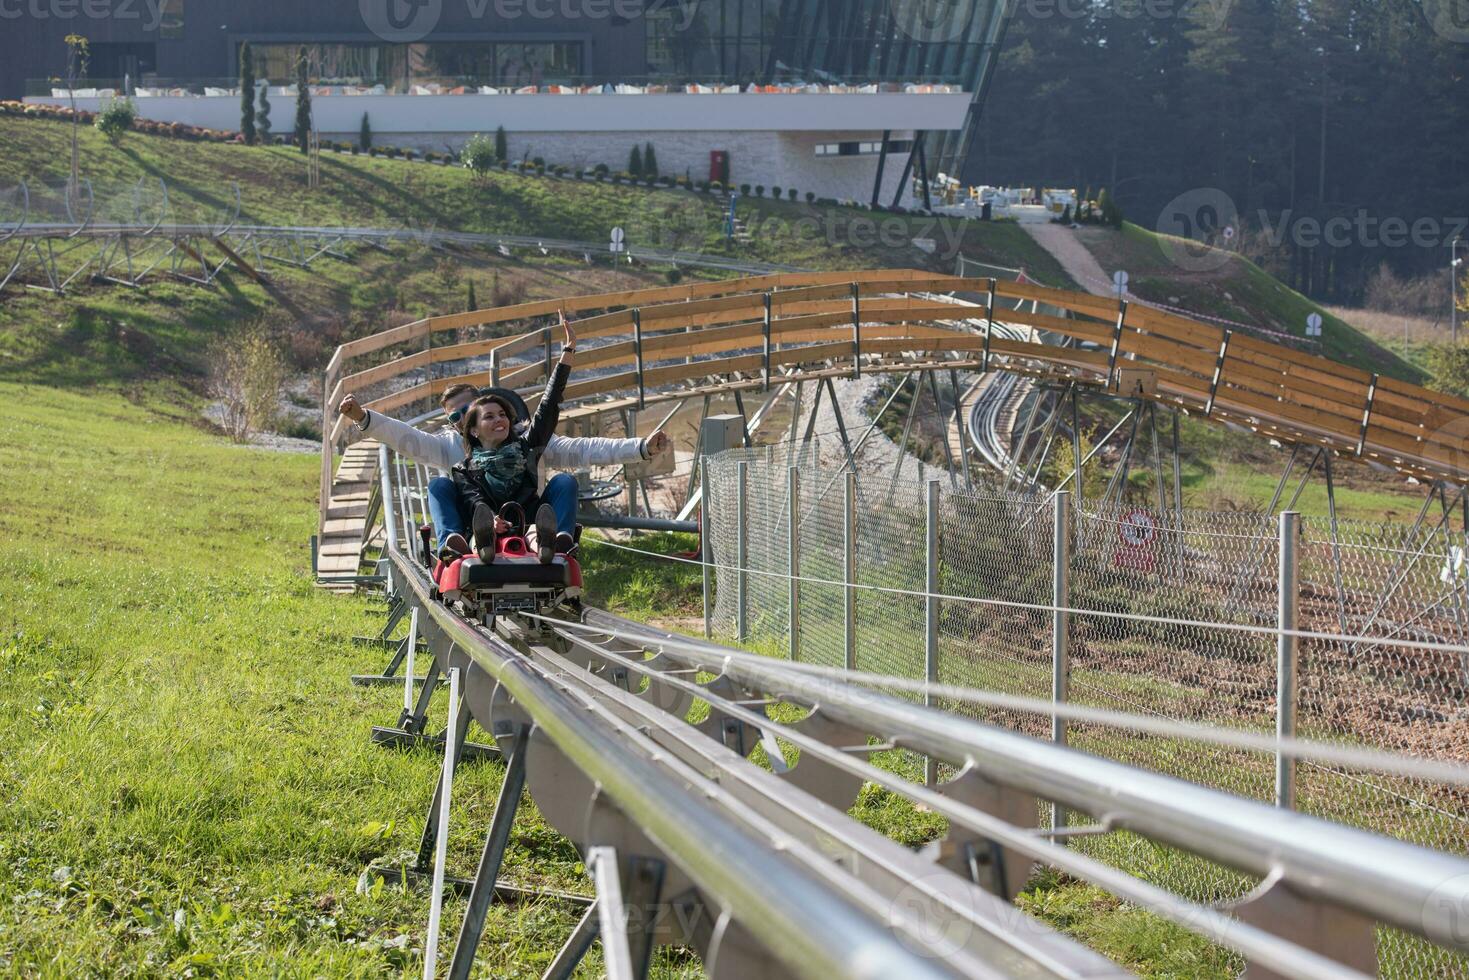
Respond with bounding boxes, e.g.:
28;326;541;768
316;439;380;589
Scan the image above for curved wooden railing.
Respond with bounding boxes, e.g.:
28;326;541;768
319;269;1469;528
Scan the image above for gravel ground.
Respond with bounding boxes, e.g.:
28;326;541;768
786;372;951;484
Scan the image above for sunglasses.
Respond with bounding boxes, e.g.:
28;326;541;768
447;405;470;424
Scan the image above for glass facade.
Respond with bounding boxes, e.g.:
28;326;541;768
235;0;1009;173
251;42;583;89
643;0;1007;88
644;0;1012;173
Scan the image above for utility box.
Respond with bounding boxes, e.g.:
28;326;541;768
700;414;747;457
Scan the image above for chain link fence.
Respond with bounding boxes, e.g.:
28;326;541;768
703;447;1469;977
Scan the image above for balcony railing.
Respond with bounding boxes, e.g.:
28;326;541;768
25;75;968;99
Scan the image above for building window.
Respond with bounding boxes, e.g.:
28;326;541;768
248;41;584;89
815;140;911;157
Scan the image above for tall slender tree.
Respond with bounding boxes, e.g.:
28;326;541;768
294;46;312;155
239;42;256;145
257;84;272;143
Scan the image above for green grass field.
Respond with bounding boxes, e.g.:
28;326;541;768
0;382;713;977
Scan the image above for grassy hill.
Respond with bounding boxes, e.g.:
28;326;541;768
0;116;1073;280
1076;223;1423;383
0;115;1077;406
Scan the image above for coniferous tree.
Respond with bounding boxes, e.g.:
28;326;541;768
629;144;643;178
293;47;312;154
257;85;271;142
644;142;658;179
495;125;508;162
359;112;372;151
239;42;256;144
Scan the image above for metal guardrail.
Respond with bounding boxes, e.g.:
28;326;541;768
361;441;1469;977
578;608;1469;953
371;445;1128;979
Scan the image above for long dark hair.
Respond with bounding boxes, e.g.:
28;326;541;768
462;395;517;452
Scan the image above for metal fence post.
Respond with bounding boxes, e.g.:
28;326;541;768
736;460;749;642
1051;490;1071;831
632;306;645;410
702;456;712;639
789;465;801;661
844;469;857;672
924;478;940;788
1276;510;1300;810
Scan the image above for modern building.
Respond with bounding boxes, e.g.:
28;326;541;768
8;0;1013;204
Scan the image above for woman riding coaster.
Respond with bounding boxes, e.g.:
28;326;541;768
451;311;579;564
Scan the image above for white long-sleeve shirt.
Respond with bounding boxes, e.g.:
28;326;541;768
351;409;647;483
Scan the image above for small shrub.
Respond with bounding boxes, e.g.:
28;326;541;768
209;329;287;443
787;188;797;201
532;155;545;168
754;185;765;197
665;267;684;284
461;132;497;181
805;191;815;203
94;97;136;143
491;271;527;307
740;183;751;195
434;257;461;289
711;180;724;192
772;186;781;198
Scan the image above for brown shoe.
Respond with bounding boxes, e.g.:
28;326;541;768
440;533;470;561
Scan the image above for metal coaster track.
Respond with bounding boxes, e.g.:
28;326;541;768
366;442;1469;978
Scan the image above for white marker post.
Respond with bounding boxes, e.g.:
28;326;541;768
1112;269;1129;301
423;666;461;980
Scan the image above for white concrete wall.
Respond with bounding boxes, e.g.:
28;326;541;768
27;91;969;134
347;129;915;204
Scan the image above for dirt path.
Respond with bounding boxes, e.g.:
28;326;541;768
1023;223;1115;298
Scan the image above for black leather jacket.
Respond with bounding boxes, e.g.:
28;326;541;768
451;358;570;518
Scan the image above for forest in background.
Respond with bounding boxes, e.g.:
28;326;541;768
969;0;1469;307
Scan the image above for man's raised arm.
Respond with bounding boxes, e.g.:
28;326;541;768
338;394;461;472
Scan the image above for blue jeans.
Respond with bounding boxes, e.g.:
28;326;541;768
542;473;579;537
427;473;579;549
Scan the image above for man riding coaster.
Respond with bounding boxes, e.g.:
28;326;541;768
338;311;671;560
